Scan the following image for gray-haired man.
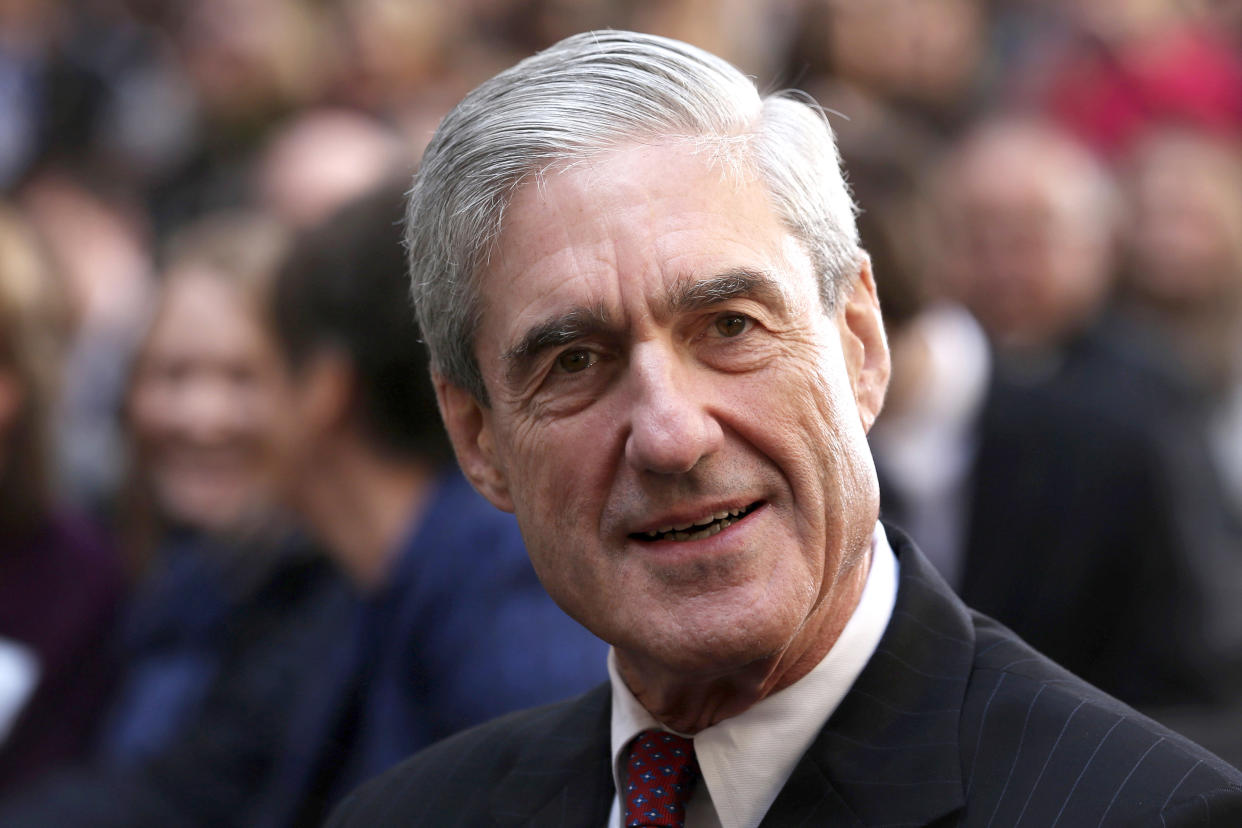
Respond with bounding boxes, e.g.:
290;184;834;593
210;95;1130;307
329;30;1242;828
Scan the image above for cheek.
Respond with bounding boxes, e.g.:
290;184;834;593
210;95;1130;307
770;343;856;458
129;384;172;438
501;401;636;619
246;388;289;446
805;379;880;568
501;409;614;540
762;349;876;539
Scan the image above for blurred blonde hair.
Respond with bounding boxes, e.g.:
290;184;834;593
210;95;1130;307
0;202;69;531
159;210;292;304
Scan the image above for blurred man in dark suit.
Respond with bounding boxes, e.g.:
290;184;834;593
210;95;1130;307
330;31;1242;828
876;118;1242;764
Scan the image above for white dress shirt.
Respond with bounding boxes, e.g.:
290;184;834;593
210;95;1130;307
606;522;899;828
868;304;989;589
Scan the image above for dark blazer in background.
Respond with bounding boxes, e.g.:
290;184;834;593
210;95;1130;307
961;323;1242;709
326;529;1242;827
0;469;607;828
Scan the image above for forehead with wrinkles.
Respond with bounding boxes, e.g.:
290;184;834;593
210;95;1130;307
473;141;813;379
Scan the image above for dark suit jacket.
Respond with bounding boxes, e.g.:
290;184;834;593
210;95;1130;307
254;468;607;827
959;324;1242;712
327;529;1242;827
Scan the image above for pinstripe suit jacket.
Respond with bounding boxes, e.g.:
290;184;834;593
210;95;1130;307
327;530;1242;827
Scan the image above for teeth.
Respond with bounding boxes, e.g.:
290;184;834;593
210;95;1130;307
641;504;753;542
670;518;733;542
660;511;732;534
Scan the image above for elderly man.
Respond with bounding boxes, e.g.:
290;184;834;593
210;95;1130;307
329;31;1242;828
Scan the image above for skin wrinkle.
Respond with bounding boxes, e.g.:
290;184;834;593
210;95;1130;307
438;139;888;732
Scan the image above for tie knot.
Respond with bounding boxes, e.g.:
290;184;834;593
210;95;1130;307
623;729;699;828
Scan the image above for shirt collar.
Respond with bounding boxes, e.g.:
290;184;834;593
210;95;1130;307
608;521;899;828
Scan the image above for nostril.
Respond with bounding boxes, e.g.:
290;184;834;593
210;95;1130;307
624;425;710;475
622;353;725;474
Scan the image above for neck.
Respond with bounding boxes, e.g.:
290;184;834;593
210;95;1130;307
615;550;872;733
299;438;440;591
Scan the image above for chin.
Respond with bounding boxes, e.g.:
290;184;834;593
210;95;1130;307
624;599;806;681
164;491;247;533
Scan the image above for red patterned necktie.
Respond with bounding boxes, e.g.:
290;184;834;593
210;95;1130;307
623;729;700;828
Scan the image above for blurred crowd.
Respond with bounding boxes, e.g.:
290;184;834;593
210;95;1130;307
1;0;1242;823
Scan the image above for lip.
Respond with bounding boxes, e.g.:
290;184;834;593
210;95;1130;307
628;499;765;543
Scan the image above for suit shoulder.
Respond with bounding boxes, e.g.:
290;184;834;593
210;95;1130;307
326;685;609;827
962;613;1242;825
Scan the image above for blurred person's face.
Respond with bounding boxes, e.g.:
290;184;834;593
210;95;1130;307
1124;130;1242;307
825;0;983;106
0;0;60;53
257;111;404;230
1064;0;1186;43
337;0;467;103
437;141;890;689
17;173;152;332
936;131;1115;348
179;0;323;120
129;271;290;533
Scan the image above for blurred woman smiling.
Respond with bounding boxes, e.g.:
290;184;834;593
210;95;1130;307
127;214;292;542
97;212;301;763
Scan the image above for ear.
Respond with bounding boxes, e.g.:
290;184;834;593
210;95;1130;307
299;350;355;438
837;256;891;433
434;376;514;513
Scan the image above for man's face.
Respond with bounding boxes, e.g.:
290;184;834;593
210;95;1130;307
439;141;889;681
936;133;1113;348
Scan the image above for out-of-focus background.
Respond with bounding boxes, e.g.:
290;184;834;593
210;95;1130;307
1;0;1241;825
1;0;1239;522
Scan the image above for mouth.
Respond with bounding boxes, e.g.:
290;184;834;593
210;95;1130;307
629;501;763;543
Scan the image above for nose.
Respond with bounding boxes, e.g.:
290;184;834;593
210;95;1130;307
178;375;244;446
623;343;724;475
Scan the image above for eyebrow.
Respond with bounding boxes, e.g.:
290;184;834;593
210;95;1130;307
499;267;792;387
662;267;792;315
502;304;616;386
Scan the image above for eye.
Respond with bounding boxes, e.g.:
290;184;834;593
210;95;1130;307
713;313;751;338
553;348;596;374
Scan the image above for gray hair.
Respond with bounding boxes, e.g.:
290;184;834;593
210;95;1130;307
406;30;861;402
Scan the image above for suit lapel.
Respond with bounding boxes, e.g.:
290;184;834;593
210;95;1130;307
479;533;972;828
759;754;865;827
765;529;971;827
486;685;615;828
